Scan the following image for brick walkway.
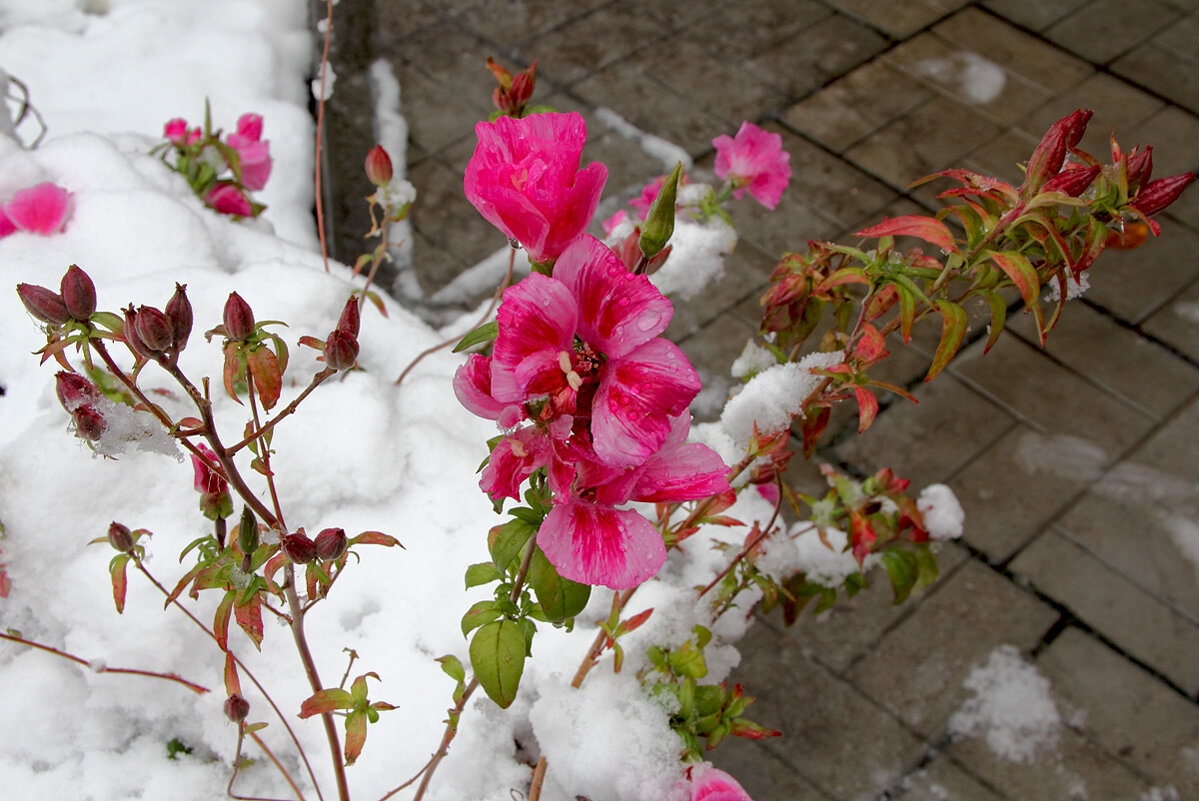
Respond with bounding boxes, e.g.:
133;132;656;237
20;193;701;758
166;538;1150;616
322;2;1199;799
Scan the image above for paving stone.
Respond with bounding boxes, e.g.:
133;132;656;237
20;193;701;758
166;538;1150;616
523;1;666;88
1017;72;1165;159
780;60;933;153
1113;38;1199;113
636;0;726;31
982;0;1091;30
681;0;831;62
453;0;611;47
747;13;889;100
955;126;1040;191
780;542;970;674
1044;0;1182;64
372;0;446;40
665;239;775;341
1010;527;1199;692
933;8;1092;94
729;621;929;801
407;157;503;291
1038;626;1199;798
947;715;1161;801
1154;8;1199;59
1007;300;1199;419
395;69;485;157
1143;276;1199;361
950;332;1158;456
894;755;1007;801
833;371;1013;489
849;560;1059;736
710;736;833;801
825;0;967;39
678;312;760;422
1085;220;1199;324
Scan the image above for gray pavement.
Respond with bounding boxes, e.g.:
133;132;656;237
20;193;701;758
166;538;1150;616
322;2;1199;798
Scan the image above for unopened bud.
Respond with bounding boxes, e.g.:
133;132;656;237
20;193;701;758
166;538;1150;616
237;506;259;555
56;371;101;410
134;305;174;353
638;162;682;263
60;265;97;321
336;296;360;338
107;522;135;553
73;404;107;441
314;527;348;561
1125;146;1154;192
1132;172;1197;218
323;329;359;371
281;531;317;564
165;283;193;352
223;693;250;723
1041;165;1101;198
122;304;152;359
223;292;255;342
364;145;393;187
16;283;70;326
1024;109;1092;194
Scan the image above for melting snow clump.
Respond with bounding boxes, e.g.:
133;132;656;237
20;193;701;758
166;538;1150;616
918;483;964;540
948;644;1060;762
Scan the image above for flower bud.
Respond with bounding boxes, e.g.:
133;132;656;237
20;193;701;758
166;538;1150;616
314;527;348;561
107;522;135;553
1024;109;1092;194
237;506;259;555
638;162;682;263
73;404;107;441
281;531;317;564
1132;172;1197;218
1041;164;1101;198
323;329;359;371
60;265;97;321
134;305;174;353
16;283;70;326
56;371;101;410
1125;145;1154;193
122;304;152;359
223;693;250;723
223;292;255;342
165;283;193;352
364;145;393;187
336;296;360;338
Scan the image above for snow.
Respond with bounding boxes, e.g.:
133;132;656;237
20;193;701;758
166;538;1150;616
948;645;1061;763
918;484;965;541
719;351;843;449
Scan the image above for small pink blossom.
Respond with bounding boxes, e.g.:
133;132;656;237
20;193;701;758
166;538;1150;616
4;182;71;235
226;115;272;191
601;209;628;237
713;122;791;210
205;183;253;217
464;111;607;263
630;175;666;220
671;764;754;801
163;117;202;145
234;113;264;142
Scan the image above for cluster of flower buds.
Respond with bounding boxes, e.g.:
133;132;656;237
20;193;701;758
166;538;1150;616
17;264;96;328
156;109;271;218
485;57;538;118
323;296;360;372
55;370;107;442
122;283;192;363
280;527;347;564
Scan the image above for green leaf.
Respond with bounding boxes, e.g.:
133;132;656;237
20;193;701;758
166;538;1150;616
668;643;708;679
452;321;498;353
914;543;939;590
526;548;591;623
461;600;502;637
469;620;526;708
298;688;354;718
343;711;367;765
436;654;465;683
464;561;502;590
925;299;968;382
980;289;1007;354
109;554;129;614
880;550;919;604
489;518;535;573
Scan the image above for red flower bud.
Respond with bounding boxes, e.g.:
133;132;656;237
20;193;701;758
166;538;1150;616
165;283;193;352
323;329;359;371
134;305;174;353
1041;164;1101;197
364;145;393;187
314;528;348;561
107;522;134;553
1125;145;1153;192
72;404;107;441
1024;109;1092;194
56;371;101;410
223;693;250;723
60;265;97;321
223;292;255;342
16;283;70;326
1132;172;1197;218
122;304;152;359
281;532;317;564
336;296;360;338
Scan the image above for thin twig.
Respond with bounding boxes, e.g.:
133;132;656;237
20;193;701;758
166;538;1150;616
228;368;335;455
249;729;309;801
0;631;209;694
226;722;303;801
314;0;333;272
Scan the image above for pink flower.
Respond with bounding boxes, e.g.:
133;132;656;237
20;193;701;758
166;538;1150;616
630;175;666;220
672;764;754;801
234;113;263;142
163;117;201;145
489;234;696;467
0;207;15;238
601;209;628;237
190;443;232;520
226;114;272;191
713;122;791;210
4;182;71;235
464;112;607;263
205;183;253;217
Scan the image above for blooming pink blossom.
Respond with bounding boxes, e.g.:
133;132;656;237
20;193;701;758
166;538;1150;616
226;113;272;191
163;117;201;145
464;112;607;263
670;764;754;801
713;122;791;210
205;183;253;217
3;182;71;235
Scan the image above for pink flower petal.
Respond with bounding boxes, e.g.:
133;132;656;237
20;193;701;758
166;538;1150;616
592;338;700;467
5;182;71;235
633;415;730;503
236;113;264;142
205;183;253;217
539;498;666;588
0;207;15;238
164;117;190;144
554;234;672;358
601;209;627;237
228;134;272;191
713;122;791;210
453;353;524;424
690;765;754;801
480;427;553;501
492;272;578;402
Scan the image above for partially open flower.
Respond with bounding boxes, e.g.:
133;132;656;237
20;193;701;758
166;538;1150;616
713;122;791;210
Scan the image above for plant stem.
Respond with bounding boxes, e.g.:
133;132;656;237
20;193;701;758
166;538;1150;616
228;368;335;455
249;729;310;801
313;0;333;272
227;721;305;801
0;631;209;694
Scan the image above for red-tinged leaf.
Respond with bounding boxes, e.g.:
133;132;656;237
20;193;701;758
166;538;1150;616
224;652;242;696
297;335;326;351
246;346;281;411
852;386;878;433
987;251;1040;308
854;324;887;364
364;290;388;318
616;608;654;637
849;512;876;564
895;281;917;344
799;405;831;458
703;515;744;527
222;345;243;406
814;266;869;294
1045;271;1068;335
856;215;957;254
350;531;402;548
166;562;206;607
299;688;354;718
729;718;782;740
864;284;898;322
110;555;129;614
344;711;367;766
981;290;1007;354
926;299;968;382
1075;217;1109;274
214;590;235;651
262;552;287;586
233;592;264;650
867;379;918;404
